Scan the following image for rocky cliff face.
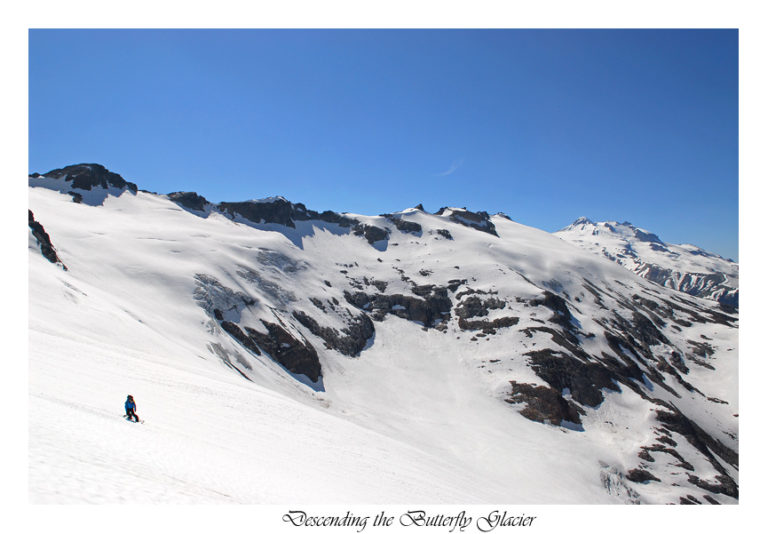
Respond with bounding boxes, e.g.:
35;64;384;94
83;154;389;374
28;210;67;270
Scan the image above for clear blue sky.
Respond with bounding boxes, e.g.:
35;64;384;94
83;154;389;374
29;29;738;260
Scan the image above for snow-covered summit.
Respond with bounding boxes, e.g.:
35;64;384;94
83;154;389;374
29;163;138;206
570;216;594;226
559;218;664;243
250;195;289;204
556;218;738;308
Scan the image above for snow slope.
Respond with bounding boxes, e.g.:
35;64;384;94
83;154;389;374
28;166;739;504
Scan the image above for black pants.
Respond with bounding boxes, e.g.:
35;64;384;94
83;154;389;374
126;408;139;422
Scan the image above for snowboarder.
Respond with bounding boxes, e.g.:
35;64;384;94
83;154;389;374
125;395;139;422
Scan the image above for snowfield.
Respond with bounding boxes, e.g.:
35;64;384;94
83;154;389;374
28;170;739;506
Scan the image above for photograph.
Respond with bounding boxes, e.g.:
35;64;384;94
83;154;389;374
17;4;755;531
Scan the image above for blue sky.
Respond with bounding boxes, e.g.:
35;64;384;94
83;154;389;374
29;29;738;260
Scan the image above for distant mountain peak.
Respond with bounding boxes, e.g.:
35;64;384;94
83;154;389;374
571;216;594;226
30;163;138;193
29;163;138;206
556;218;738;307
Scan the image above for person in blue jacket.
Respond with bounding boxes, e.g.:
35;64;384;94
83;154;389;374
125;395;139;422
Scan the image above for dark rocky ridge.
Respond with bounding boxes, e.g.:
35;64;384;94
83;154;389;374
218;314;321;382
641;264;739;308
30;164;513;252
168;191;209;212
530;291;574;331
215;199;401;246
344;284;452;329
626;469;661;483
201;197;399;249
292;309;375;357
506;282;738;501
655;405;738;471
455;295;506;319
247;319;321;382
506;381;583;426
383;214;422;235
193;274;322;382
454;294;517;332
219;198;324;228
168;193;364;235
632;228;664;244
31;163;138;193
525;348;621;408
435;207;499;237
458;316;519;332
687;475;738;499
352;223;390;245
28;210;67;270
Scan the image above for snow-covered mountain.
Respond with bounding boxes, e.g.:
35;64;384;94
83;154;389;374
555;217;738;308
28;164;738;504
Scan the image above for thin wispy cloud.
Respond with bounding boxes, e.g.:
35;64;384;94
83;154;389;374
434;159;464;177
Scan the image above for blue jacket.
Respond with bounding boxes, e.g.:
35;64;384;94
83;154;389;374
125;398;136;411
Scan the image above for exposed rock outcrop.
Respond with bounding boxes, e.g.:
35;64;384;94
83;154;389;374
352;223;390;245
219;314;321;382
435;207;498;237
526;349;620;408
245;320;322;382
168;191;209;211
28;210;67;270
292;309;374;357
458;316;519;332
383;214;422;235
530;291;576;332
455;295;506;319
219;197;299;227
506;381;583;426
626;469;660;483
344;284;452;328
31;163;138;193
194;274;321;382
218;197;359;229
